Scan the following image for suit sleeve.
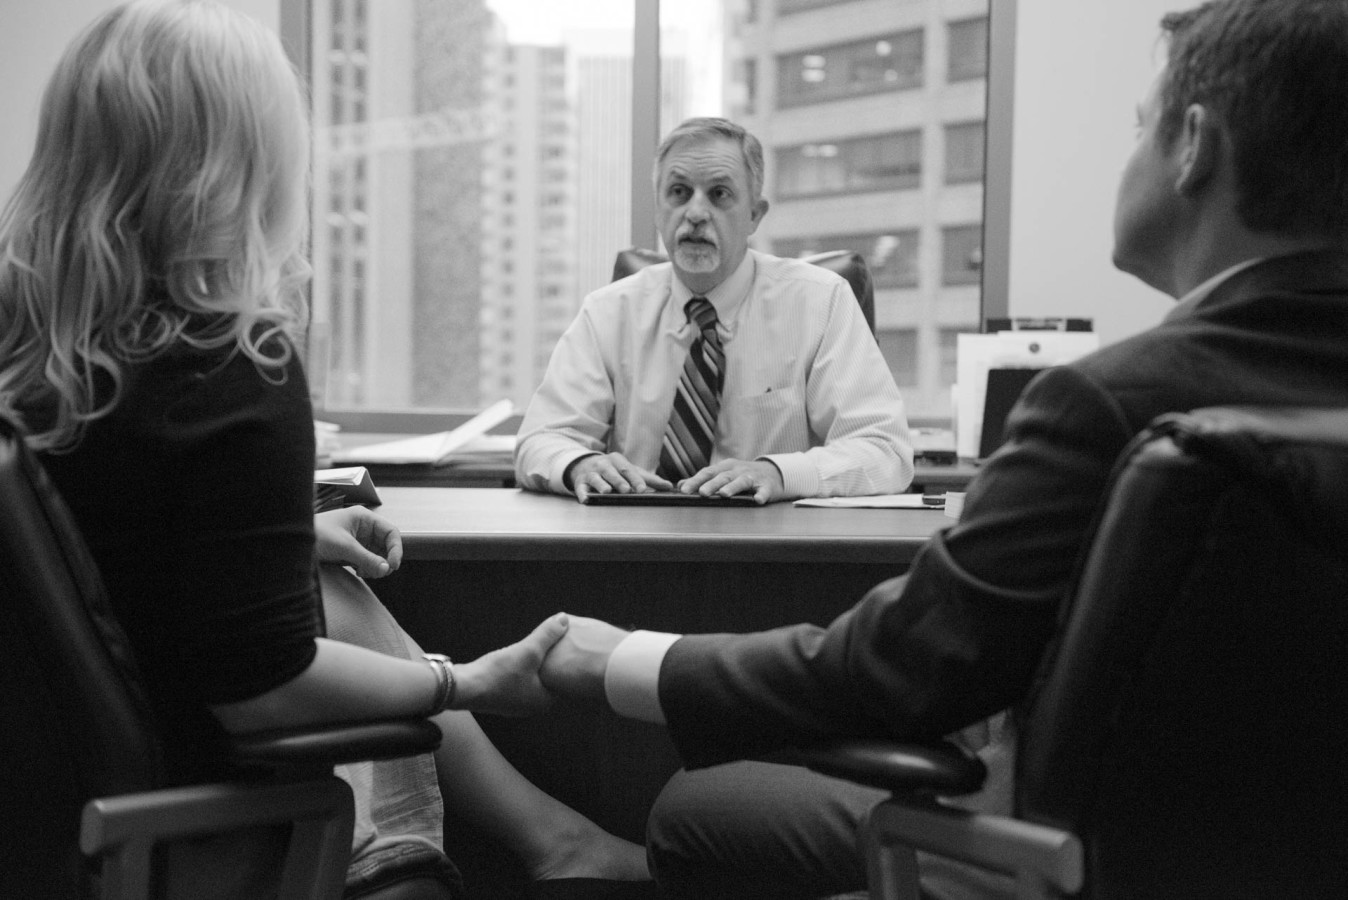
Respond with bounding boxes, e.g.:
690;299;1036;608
658;365;1135;767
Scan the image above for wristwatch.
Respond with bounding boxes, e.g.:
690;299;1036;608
423;653;456;713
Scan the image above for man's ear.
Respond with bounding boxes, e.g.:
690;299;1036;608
1175;103;1220;197
750;197;770;231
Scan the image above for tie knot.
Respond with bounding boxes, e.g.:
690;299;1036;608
685;297;718;335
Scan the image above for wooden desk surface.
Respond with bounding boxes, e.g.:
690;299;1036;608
375;486;948;564
333;431;979;492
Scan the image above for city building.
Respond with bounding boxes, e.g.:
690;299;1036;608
727;0;989;418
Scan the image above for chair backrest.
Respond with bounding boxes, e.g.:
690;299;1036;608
0;415;164;896
1016;406;1348;898
611;246;877;334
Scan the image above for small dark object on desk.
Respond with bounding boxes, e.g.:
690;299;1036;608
916;449;957;466
583;490;760;507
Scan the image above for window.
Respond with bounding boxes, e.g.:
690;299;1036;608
773;231;920;289
942;225;984;286
944;121;985;184
305;1;631;411
297;0;996;422
776;131;922;197
778;30;923;108
875;329;919;387
732;58;757;117
948;17;989;82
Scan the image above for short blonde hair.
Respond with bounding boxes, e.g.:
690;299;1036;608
0;0;312;451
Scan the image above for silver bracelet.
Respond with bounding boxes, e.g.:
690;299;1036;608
423;653;454;714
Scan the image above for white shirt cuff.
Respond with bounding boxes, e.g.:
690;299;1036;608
604;630;681;723
760;452;819;499
551;449;599;495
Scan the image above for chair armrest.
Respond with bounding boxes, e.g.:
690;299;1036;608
773;740;1082;899
229;717;443;768
864;800;1084;898
771;738;987;795
80;778;352;856
81;778;354;900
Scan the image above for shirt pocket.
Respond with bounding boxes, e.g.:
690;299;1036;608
730;355;799;400
719;384;808;452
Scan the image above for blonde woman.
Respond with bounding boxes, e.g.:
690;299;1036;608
0;1;650;897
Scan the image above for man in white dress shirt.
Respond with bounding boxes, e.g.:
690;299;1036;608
514;117;913;504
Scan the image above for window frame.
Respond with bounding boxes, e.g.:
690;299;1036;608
947;15;990;83
775;130;924;199
772;230;921;290
776;29;926;109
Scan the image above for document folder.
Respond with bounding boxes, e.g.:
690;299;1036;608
330;399;514;467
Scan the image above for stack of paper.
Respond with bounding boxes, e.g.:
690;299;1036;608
330;399;514;467
314;466;380;509
794;494;943;509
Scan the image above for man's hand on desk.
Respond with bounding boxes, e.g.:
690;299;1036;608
566;452;672;503
538;615;631;702
680;458;784;505
315;507;403;578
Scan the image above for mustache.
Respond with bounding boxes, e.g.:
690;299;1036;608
677;229;716;246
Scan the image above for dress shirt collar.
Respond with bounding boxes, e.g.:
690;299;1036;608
669;251;756;338
1164;257;1264;323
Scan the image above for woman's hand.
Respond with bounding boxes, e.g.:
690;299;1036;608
452;613;571;716
315;507;403;578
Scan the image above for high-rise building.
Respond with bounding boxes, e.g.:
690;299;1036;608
726;0;989;418
311;0;495;409
313;4;652;412
479;41;578;409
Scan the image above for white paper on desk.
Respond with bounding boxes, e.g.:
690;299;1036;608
794;494;942;509
443;433;516;463
954;332;1098;459
330;399;514;466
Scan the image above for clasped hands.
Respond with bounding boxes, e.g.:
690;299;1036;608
567;451;784;504
315;506;624;717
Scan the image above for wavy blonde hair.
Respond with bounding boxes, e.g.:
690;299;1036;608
0;0;312;451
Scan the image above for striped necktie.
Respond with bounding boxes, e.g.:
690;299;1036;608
658;297;723;481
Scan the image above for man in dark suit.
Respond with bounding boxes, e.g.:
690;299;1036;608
537;0;1348;896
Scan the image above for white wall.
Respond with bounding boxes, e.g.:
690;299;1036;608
1006;0;1179;348
0;0;279;201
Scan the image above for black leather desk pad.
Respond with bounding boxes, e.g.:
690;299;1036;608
582;490;759;507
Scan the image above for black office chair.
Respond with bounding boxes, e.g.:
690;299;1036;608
611;246;877;334
0;415;455;900
783;405;1348;898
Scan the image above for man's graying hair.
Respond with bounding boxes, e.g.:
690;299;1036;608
653;117;766;202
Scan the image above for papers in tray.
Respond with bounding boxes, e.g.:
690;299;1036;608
330;399;514;467
314;466;381;510
794;494;944;509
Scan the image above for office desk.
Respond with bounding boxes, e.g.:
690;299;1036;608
376;486;943;563
368;488;947;843
341;432;980;492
